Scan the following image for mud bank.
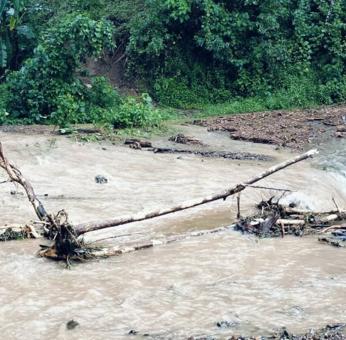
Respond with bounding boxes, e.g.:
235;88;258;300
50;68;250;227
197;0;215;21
195;105;346;149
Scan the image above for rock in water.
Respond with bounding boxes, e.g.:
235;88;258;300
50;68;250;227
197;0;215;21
66;320;79;330
95;175;108;184
216;320;239;329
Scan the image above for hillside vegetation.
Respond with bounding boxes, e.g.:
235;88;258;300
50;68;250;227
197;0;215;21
0;0;345;128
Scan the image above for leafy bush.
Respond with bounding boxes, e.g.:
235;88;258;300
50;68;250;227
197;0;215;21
154;77;200;108
87;77;122;109
6;14;114;123
112;93;162;129
317;77;346;104
153;76;233;109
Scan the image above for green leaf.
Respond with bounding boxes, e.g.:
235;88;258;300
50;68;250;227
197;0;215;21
9;15;16;30
13;0;21;12
0;40;7;68
0;0;7;18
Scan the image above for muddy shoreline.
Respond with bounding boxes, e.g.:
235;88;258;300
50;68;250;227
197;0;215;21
194;105;346;149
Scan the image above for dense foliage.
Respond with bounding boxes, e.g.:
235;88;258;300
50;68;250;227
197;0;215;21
6;14;115;123
0;0;345;127
0;0;36;74
126;0;346;106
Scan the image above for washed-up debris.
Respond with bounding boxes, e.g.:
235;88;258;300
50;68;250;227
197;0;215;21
124;135;271;161
234;198;346;240
152;147;272;161
0;225;41;241
186;324;346;340
95;175;108;184
0;228;27;241
271;323;346;339
169;133;205;146
124;138;152;149
319;229;346;248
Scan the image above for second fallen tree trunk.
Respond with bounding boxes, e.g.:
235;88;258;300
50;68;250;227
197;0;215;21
75;149;318;236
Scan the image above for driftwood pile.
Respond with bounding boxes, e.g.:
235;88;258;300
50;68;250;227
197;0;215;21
0;142;343;263
235;198;346;242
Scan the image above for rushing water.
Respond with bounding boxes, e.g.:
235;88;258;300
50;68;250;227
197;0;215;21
316;138;346;197
0;128;345;339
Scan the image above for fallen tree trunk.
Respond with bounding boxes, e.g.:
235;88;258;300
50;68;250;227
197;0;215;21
41;225;235;259
0;143;48;221
75;149;318;236
321;224;346;233
277;219;305;225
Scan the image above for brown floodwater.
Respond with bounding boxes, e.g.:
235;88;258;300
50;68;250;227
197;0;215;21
0;126;345;339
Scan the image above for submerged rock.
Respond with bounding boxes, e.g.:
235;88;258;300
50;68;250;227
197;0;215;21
216;320;240;329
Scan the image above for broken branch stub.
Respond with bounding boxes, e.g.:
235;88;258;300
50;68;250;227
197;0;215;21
74;149;319;236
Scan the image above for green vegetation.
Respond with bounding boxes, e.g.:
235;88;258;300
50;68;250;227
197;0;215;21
0;0;345;129
0;0;33;71
7;14;114;123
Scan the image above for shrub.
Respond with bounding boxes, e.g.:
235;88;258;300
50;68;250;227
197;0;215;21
112;93;162;129
317;77;346;104
87;76;122;109
6;14;114;123
153;74;233;109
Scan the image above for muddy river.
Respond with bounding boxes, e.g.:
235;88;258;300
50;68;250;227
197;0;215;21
0;126;345;339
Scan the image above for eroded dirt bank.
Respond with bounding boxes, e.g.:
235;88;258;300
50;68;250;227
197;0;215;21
0;118;345;339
